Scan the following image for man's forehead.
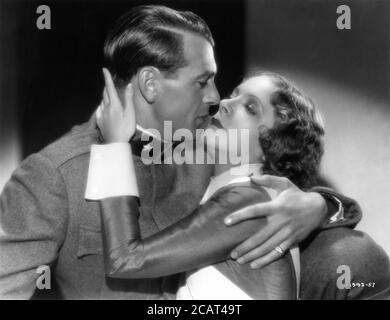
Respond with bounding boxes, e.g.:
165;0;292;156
180;31;217;76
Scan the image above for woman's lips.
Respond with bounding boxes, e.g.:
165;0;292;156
211;117;224;129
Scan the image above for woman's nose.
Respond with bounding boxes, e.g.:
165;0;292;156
219;100;232;116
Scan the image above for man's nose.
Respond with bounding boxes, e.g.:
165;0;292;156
203;82;220;106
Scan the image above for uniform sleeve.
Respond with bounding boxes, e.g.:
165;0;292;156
310;186;362;229
99;184;271;279
0;153;68;299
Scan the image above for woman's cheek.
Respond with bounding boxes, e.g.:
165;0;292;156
226;114;244;130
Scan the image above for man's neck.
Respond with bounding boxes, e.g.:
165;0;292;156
135;124;167;143
132;90;164;136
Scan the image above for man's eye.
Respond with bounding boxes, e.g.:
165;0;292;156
198;81;208;88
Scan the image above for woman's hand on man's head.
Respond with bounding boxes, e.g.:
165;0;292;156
225;174;327;269
96;68;136;143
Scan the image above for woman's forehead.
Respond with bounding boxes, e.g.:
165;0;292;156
238;76;275;99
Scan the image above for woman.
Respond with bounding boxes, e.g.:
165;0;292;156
88;70;324;299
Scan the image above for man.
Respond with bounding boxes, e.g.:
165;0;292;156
0;5;389;299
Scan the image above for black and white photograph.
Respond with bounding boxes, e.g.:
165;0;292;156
0;0;389;303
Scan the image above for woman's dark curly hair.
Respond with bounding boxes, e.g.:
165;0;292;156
250;72;325;189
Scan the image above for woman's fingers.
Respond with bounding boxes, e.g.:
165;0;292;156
99;69;135;142
249;238;295;269
124;84;136;137
102;68;120;109
124;84;134;113
103;87;109;107
102;68;115;96
96;103;103;128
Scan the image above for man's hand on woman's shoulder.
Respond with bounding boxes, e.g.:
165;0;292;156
224;175;327;269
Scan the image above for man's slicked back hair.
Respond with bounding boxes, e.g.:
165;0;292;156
104;5;215;88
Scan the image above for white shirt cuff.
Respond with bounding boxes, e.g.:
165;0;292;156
85;142;139;200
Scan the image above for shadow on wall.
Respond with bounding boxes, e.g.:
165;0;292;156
245;0;390;255
288;71;389;257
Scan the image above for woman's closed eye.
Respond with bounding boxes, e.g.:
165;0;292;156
245;103;257;115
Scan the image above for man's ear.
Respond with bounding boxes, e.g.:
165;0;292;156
137;67;160;104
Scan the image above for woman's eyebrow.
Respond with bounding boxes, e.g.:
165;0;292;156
248;93;265;111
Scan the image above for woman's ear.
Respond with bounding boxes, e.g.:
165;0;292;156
137;67;159;104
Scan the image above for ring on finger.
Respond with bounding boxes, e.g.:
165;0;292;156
274;245;285;256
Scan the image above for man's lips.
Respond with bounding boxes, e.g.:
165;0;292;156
195;115;210;128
